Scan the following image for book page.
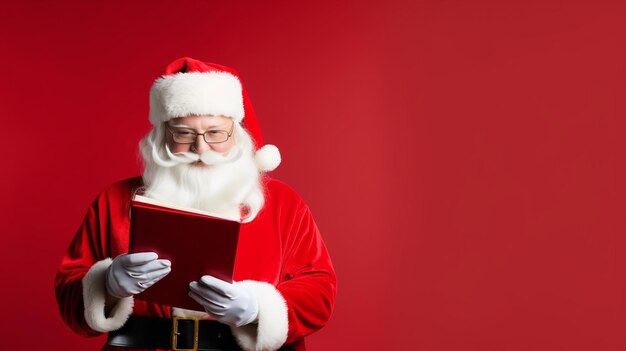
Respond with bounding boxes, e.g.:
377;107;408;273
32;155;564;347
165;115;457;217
133;195;240;222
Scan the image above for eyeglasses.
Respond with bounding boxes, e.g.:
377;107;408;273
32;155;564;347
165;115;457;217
166;121;235;144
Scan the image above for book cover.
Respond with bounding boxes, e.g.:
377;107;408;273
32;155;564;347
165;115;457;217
129;195;241;310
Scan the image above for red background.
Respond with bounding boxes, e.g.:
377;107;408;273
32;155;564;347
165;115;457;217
1;1;625;350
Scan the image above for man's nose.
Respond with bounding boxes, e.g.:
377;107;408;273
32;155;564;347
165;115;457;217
193;134;211;153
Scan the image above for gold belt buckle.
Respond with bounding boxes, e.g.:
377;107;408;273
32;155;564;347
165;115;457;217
172;316;199;351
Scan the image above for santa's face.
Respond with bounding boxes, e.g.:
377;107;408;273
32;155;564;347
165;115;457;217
140;116;264;221
166;115;236;165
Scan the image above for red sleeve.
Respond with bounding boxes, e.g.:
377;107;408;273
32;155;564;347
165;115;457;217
278;200;337;344
54;201;105;337
54;178;139;336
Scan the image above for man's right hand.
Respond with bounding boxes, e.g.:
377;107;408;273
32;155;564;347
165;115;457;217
105;252;171;298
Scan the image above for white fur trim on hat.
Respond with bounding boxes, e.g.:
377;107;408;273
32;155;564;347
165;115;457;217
82;258;134;333
255;144;281;172
230;281;289;351
150;71;244;124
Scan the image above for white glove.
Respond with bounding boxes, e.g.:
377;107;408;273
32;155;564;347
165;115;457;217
105;252;171;298
188;276;259;327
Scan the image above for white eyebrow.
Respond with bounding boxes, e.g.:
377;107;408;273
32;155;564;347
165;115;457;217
168;123;194;129
169;123;226;129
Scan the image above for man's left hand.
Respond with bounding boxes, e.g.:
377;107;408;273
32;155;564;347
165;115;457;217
189;276;259;327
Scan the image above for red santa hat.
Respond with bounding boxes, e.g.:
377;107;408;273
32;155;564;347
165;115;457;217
149;57;281;172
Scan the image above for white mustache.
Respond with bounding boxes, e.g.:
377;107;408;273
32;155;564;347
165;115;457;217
152;143;243;167
200;148;243;165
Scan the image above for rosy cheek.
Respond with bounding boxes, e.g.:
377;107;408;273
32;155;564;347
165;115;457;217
169;142;190;153
210;145;228;154
210;140;234;154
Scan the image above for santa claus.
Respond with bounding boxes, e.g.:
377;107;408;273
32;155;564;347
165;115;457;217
55;57;337;351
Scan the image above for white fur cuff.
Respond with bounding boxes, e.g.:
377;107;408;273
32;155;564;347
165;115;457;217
82;258;134;333
231;281;289;351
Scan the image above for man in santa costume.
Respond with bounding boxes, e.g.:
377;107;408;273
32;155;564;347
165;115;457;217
55;57;336;351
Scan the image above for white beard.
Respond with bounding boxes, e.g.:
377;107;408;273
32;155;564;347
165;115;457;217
140;125;264;222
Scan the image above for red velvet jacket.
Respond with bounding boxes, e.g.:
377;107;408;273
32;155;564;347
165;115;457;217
55;177;336;351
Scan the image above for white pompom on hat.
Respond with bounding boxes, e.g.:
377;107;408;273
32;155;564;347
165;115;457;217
149;57;281;172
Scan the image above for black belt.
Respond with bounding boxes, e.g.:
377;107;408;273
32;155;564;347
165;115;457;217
107;316;242;350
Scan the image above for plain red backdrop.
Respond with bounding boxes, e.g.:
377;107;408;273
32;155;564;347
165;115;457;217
1;1;625;350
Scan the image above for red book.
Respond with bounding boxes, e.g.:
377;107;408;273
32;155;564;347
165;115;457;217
129;195;241;310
